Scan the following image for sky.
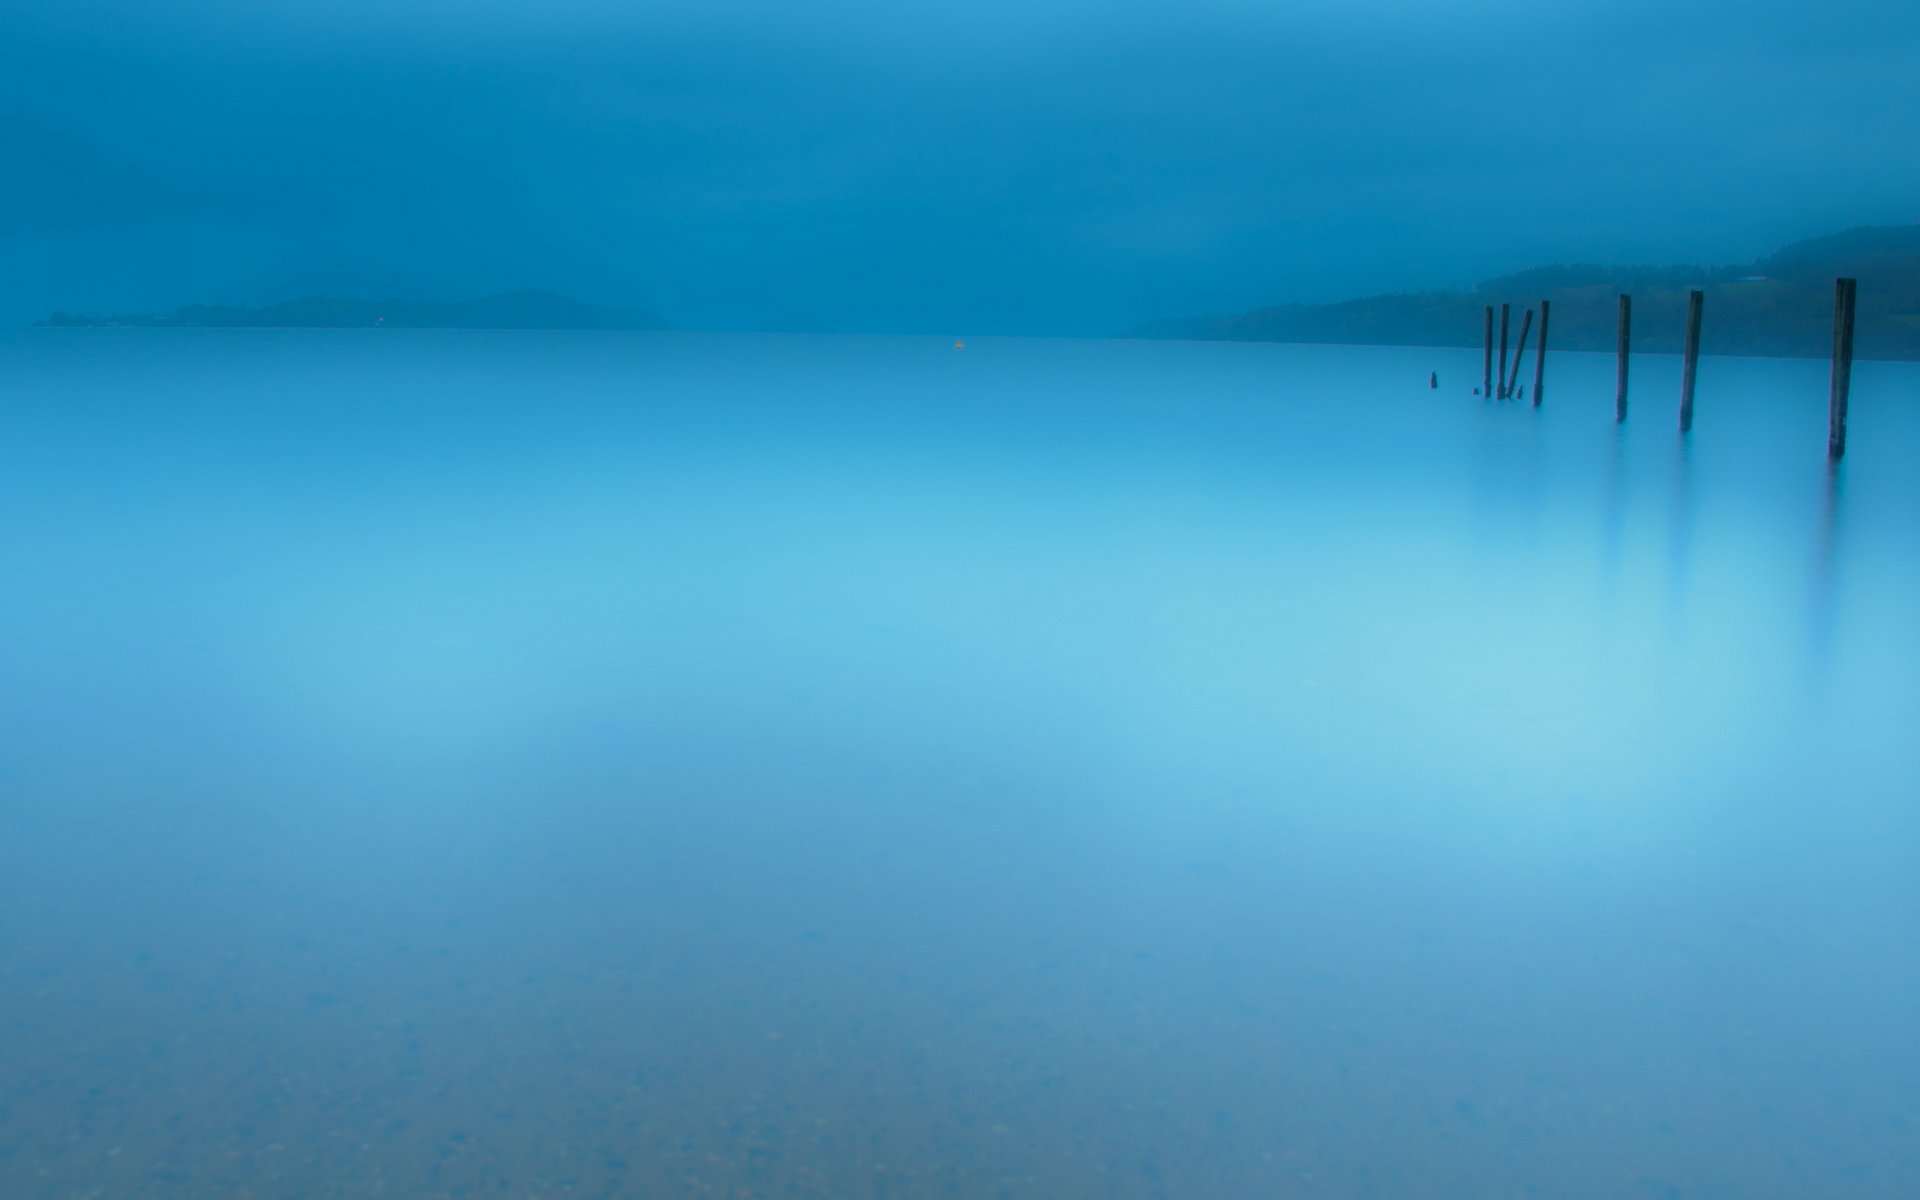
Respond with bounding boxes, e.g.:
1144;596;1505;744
4;0;1918;335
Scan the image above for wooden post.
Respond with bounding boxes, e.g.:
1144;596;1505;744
1497;303;1511;399
1508;308;1534;400
1829;277;1857;460
1678;289;1703;433
1615;295;1631;422
1531;299;1550;407
1482;306;1494;396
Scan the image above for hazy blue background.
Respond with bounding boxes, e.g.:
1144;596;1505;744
5;2;1920;1195
5;0;1919;333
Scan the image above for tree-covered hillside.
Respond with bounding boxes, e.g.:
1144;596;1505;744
40;291;666;331
1129;225;1920;360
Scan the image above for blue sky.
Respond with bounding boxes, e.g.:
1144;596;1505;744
4;0;1917;333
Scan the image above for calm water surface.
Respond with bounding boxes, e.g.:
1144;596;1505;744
1;330;1916;1198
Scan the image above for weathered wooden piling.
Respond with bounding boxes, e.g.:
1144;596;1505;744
1482;306;1494;396
1507;308;1534;400
1497;304;1511;399
1615;295;1631;422
1678;289;1703;433
1828;277;1857;460
1531;300;1550;407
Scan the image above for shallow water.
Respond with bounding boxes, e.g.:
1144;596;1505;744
1;330;1916;1198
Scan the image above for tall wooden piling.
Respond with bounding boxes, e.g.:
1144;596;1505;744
1678;289;1703;433
1497;304;1511;399
1531;300;1550;407
1483;306;1494;396
1829;277;1857;460
1615;295;1631;422
1508;308;1534;400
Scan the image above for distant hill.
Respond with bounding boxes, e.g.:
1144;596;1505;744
39;290;667;331
1127;225;1920;361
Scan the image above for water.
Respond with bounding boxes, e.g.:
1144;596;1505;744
1;330;1916;1198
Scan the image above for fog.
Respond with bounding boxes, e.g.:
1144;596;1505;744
5;0;1918;332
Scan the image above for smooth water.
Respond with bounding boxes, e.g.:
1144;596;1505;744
1;330;1916;1199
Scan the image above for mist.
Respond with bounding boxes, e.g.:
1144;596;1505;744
6;0;1918;332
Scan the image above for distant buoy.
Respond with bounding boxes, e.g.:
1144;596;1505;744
954;340;965;350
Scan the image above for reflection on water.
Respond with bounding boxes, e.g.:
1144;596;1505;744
1667;434;1695;624
1601;421;1628;604
0;331;1916;1199
1808;459;1847;681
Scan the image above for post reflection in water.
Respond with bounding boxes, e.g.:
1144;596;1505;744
1666;433;1696;624
1600;420;1629;605
1808;459;1847;680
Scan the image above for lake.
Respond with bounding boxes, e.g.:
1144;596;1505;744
1;330;1916;1198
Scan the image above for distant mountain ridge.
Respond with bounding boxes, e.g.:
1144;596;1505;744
39;290;666;331
1128;224;1920;361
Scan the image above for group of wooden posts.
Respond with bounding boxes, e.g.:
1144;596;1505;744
1478;278;1862;460
1479;301;1551;405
